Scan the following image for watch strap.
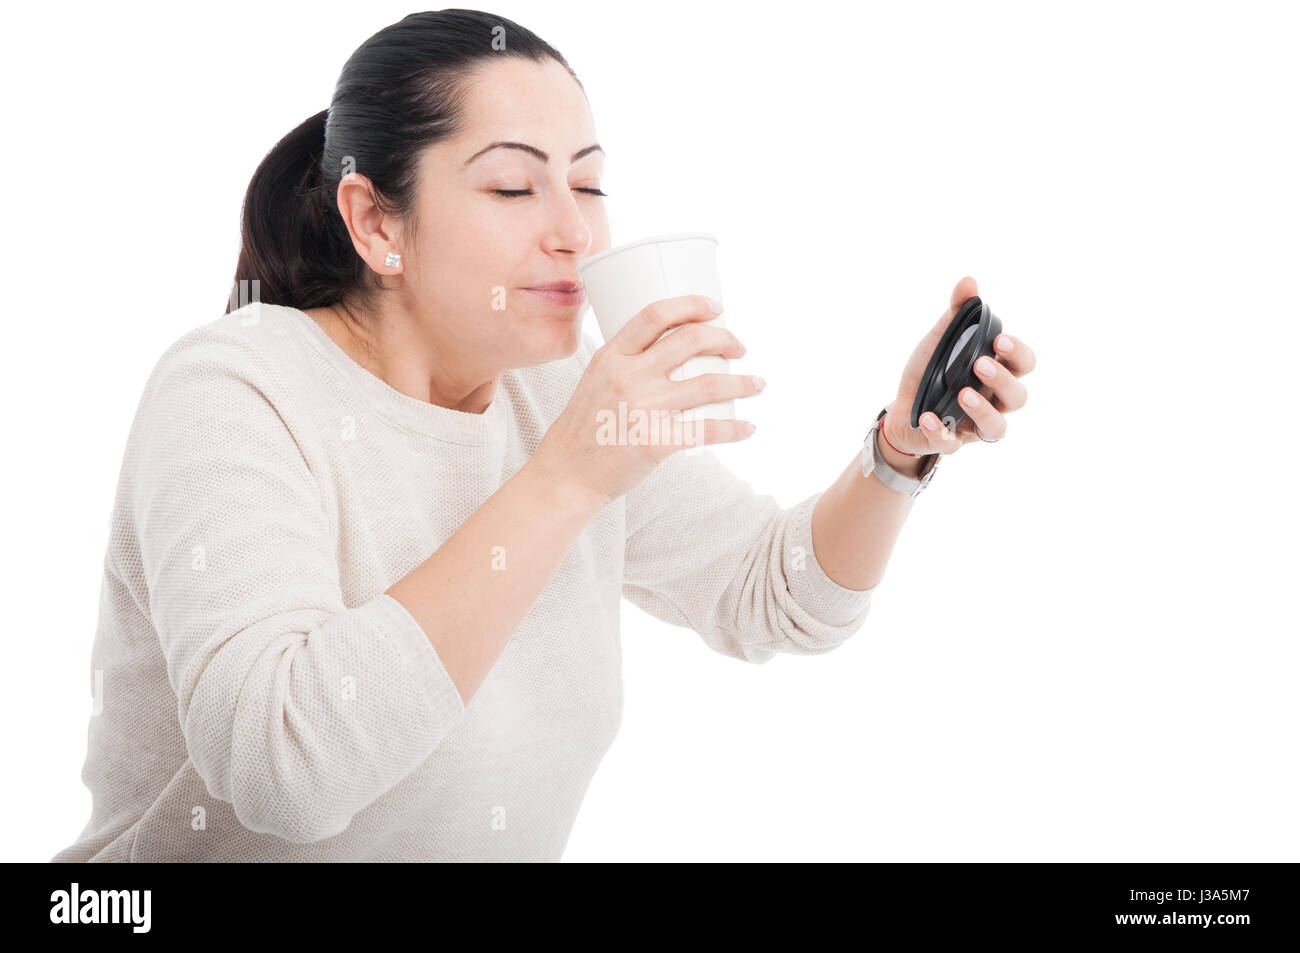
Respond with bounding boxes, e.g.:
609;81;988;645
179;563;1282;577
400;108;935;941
861;405;941;498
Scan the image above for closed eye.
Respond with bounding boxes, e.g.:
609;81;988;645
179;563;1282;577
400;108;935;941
492;188;608;197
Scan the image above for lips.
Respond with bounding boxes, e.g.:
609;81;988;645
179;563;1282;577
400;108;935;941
524;280;584;293
522;280;586;306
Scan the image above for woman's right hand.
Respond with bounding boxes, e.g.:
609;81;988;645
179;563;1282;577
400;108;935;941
533;294;762;507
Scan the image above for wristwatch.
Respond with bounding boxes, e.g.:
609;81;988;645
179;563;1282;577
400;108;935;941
861;404;942;498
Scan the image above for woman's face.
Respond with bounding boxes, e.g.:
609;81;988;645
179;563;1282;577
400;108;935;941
402;56;611;371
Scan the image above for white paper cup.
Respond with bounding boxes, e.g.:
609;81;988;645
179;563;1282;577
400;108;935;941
577;232;734;424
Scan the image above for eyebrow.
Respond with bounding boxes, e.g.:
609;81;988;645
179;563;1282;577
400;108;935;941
462;141;604;168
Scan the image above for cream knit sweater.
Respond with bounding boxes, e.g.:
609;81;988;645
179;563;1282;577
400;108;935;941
51;300;875;862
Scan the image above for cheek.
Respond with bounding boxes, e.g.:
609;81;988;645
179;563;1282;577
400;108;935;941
418;218;510;292
418;191;520;263
584;202;611;248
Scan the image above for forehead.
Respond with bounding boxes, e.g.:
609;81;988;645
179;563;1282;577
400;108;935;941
450;57;595;154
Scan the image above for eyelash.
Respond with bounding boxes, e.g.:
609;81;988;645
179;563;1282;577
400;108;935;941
492;188;607;197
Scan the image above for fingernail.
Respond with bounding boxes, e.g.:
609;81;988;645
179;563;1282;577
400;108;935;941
752;375;766;391
977;357;998;377
742;421;756;436
996;336;1014;354
922;414;938;431
961;389;979;407
707;297;724;314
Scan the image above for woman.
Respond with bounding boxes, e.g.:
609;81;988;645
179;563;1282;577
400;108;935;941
53;9;1034;862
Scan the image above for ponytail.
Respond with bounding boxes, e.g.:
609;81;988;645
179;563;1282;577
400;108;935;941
229;109;363;313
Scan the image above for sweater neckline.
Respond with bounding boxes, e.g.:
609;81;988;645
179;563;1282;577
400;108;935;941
273;302;508;446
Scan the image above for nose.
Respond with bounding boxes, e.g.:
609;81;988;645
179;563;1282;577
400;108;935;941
544;188;593;258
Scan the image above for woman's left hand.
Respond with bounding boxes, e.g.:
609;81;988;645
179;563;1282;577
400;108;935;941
882;276;1036;456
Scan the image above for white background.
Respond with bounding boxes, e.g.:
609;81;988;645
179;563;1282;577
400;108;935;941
4;0;1296;861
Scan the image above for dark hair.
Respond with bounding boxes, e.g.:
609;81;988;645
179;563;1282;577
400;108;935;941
227;9;581;319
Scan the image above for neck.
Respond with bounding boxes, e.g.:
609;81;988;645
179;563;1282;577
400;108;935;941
314;302;498;414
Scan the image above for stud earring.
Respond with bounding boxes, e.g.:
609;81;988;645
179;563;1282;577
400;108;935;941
385;251;402;269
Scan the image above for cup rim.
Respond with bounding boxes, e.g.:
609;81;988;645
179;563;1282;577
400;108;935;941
577;231;718;274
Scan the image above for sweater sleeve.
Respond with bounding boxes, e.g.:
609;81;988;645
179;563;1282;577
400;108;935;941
621;447;876;664
129;336;465;843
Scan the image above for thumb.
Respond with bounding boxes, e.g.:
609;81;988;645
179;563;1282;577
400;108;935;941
929;276;980;336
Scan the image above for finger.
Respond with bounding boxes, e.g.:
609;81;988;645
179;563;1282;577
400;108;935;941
646;322;745;377
950;275;979;315
670;415;756;450
956;386;1007;441
613;294;726;355
926;276;980;338
992;333;1037;377
918;411;962;454
664;372;764;412
972;354;1028;412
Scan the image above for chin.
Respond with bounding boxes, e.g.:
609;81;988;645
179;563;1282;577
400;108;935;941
518;311;583;365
